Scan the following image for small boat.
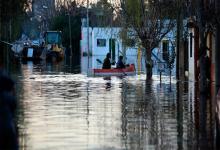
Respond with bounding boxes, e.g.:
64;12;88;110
92;64;136;77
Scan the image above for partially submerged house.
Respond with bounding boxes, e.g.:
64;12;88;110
80;21;176;76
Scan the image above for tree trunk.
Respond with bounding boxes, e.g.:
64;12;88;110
198;0;209;96
199;45;209;94
145;49;152;80
176;0;183;80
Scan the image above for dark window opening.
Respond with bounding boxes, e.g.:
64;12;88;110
97;39;106;47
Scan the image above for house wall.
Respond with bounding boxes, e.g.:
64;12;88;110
81;27;93;56
91;28;121;56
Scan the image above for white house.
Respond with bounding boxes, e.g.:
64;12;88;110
80;25;176;76
81;27;138;68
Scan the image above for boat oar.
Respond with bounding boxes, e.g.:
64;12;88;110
96;59;103;64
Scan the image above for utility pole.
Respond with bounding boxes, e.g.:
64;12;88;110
68;12;72;57
87;0;90;70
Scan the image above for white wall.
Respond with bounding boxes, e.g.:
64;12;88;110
91;28;121;56
80;27;93;56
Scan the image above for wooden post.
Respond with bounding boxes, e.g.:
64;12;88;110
176;0;185;81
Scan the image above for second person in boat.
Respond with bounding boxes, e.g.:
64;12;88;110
116;56;125;69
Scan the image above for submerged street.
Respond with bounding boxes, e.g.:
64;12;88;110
3;58;214;150
1;0;220;149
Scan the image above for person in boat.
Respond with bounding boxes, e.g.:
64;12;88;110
116;56;125;69
102;53;111;69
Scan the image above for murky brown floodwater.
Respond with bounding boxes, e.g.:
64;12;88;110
1;55;218;150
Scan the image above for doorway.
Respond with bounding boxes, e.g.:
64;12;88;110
109;39;116;62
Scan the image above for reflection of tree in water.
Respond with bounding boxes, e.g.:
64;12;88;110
145;81;175;150
120;80;179;150
115;77;216;150
187;82;216;150
198;93;215;150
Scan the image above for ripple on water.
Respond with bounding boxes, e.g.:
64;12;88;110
15;66;213;150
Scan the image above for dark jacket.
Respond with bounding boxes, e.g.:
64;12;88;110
116;59;125;68
102;58;111;69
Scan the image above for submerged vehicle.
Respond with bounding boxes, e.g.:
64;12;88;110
10;31;65;62
92;64;136;77
43;31;65;62
10;39;43;61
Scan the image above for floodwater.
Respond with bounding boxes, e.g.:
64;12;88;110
1;55;218;149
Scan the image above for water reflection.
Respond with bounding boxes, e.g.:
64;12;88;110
1;59;215;149
217;90;220;149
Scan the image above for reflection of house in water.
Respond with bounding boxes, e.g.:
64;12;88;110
80;21;176;76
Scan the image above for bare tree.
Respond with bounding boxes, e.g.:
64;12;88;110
119;0;176;79
56;0;85;14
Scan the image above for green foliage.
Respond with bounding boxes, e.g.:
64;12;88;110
0;0;27;20
50;13;81;54
119;28;138;48
90;0;114;27
11;16;23;40
125;0;141;27
0;0;28;41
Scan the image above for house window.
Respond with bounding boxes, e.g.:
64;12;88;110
97;39;106;47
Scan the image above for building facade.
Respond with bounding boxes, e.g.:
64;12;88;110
80;25;176;76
